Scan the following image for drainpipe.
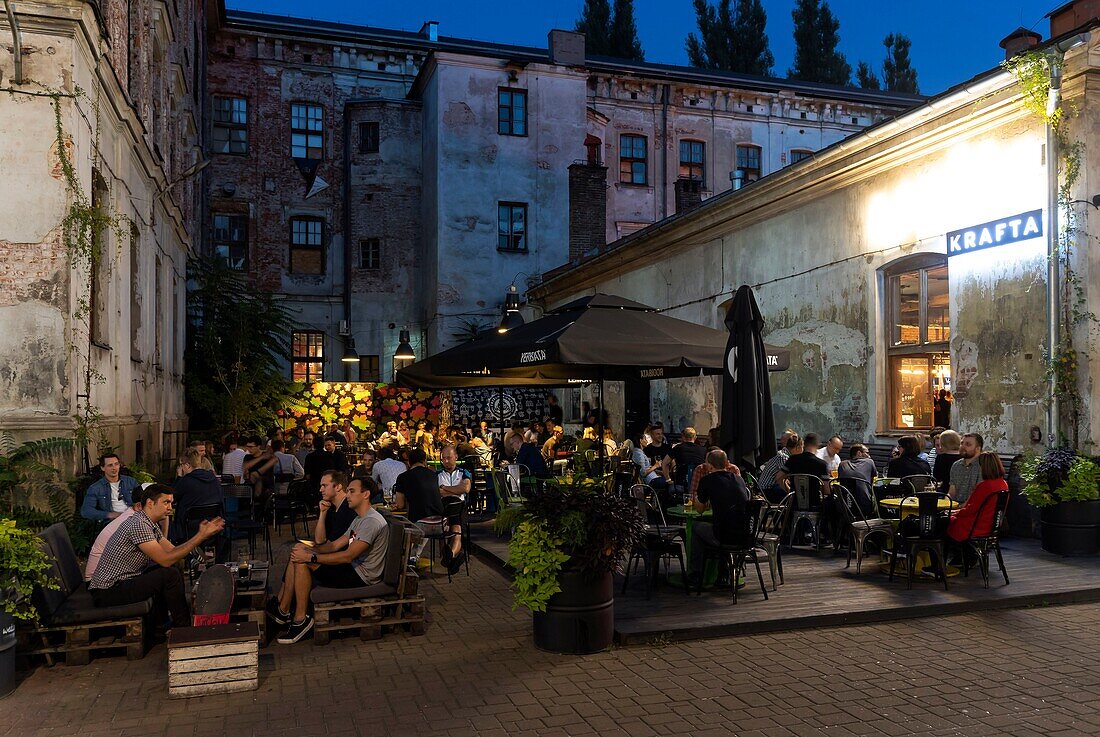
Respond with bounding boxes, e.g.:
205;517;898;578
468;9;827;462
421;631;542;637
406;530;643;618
660;83;669;220
4;0;22;84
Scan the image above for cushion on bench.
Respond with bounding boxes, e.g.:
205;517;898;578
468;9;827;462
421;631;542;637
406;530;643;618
38;523;85;594
309;518;418;605
48;582;153;625
310;582;397;604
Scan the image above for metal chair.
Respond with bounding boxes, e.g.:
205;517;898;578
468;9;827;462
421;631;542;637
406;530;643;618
757;491;794;590
621;485;688;597
961;489;1011;588
889;491;953;590
271;479;310;539
899;474;935;495
183;502;225;583
786;474;824;548
834;484;894;574
222;483;270;561
695;497;770;603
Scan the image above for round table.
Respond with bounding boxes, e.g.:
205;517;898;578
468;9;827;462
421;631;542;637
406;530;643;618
666;505;716;588
876;497;960;577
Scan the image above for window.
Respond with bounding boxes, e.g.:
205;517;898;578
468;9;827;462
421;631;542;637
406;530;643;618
679;140;705;184
790;149;812;164
289;216;324;274
129;224;142;360
359;354;380;383
291;331;324;382
619;134;647;185
291;103;323;159
90;171;110;346
498;88;527;136
885;259;951;430
497;202;527;252
212;96;248;154
213;213;248;271
358;238;381;270
359;121;379;154
736;144;762;182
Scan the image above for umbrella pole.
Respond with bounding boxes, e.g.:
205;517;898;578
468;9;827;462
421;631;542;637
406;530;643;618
499;385;505;461
597;373;605;468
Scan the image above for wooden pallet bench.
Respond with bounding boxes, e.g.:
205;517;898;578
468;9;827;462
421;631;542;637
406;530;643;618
19;617;145;666
167;622;259;698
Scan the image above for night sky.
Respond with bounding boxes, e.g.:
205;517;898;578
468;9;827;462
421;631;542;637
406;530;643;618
226;0;1060;95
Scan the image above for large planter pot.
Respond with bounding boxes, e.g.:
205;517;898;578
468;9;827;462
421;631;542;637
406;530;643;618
0;612;15;699
1040;500;1100;556
532;568;614;654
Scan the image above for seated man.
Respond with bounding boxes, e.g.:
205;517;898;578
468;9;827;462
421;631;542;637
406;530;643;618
689;450;752;584
272;438;306;479
241;436;278;514
838;443;878;517
662;427;707;492
170;448;225;543
313;471;358;544
89;484;224;628
221;437;248;483
438;446;472;574
266;477;390;644
80;453;139;522
515;440;550;477
392;448;445;557
371;446;407;500
541;425;564;463
85;484;157;581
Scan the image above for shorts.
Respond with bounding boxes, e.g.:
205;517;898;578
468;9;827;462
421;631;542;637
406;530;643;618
442;497;465;528
312;563;366;589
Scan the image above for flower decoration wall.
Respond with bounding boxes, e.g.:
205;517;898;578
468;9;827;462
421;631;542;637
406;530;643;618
284;382;444;435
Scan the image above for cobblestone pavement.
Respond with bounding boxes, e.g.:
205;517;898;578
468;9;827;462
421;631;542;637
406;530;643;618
5;555;1100;737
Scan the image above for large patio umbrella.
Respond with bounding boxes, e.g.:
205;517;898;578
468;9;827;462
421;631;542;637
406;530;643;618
720;285;777;470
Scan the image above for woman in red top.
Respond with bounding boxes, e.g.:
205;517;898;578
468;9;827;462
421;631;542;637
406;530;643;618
946;452;1007;543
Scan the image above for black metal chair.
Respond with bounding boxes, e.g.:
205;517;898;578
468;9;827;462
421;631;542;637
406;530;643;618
695;497;769;603
786;474;824;548
222;483;270;561
271;479;310;539
622;485;689;598
899;474;935;495
873;479;902;520
757;491;794;590
183;502;225;583
961;489;1011;588
833;485;894;575
889;491;953;590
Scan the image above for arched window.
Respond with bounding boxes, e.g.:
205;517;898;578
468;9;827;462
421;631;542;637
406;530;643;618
882;255;951;430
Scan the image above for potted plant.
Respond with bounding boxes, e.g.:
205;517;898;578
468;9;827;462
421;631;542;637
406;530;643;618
506;476;642;654
0;518;59;698
1021;447;1100;556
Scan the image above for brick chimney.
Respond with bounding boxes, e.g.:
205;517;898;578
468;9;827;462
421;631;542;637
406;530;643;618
1049;0;1100;37
999;27;1043;59
548;29;585;66
568;162;606;262
674;178;703;215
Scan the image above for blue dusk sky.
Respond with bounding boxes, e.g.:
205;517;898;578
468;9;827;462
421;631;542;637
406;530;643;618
227;0;1062;95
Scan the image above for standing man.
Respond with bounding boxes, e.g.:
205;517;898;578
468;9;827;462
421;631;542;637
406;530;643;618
546;394;564;428
89;484;224;628
948;433;984;503
438;446;471;574
815;435;844;475
81;454;139;522
314;471;358;544
266;478;390;644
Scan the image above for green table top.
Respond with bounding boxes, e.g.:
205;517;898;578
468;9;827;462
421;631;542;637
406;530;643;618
666;504;712;520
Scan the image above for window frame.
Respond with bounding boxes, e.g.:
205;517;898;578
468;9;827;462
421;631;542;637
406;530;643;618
291;331;325;382
789;149;813;164
358;237;381;271
359;121;379;154
213;212;249;271
359;354;381;383
497;201;528;253
289;216;325;275
678;139;705;185
212;95;248;155
619;134;648;186
736;143;762;182
290;103;324;160
497;88;528;137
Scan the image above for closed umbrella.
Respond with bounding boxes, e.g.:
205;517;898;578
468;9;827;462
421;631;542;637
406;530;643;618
720;285;777;470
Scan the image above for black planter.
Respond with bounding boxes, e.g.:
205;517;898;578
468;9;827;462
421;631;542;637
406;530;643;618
0;612;14;699
1040;500;1100;556
532;569;614;654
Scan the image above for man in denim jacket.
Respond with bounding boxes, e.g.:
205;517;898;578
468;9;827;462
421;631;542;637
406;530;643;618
81;453;140;522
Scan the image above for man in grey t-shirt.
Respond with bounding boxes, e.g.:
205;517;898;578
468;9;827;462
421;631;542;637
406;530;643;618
267;478;391;644
948;432;984;503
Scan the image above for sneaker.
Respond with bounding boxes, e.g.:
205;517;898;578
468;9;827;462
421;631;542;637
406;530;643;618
276;615;314;644
265;597;291;626
447;549;466;576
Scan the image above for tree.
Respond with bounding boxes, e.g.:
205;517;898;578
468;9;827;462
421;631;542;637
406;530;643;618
186;257;299;435
609;0;645;61
882;33;919;94
574;0;643;60
856;61;880;90
788;0;851;85
686;0;773;75
575;0;612;56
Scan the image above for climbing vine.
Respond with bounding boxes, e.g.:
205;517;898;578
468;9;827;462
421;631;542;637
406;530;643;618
1004;50;1091;450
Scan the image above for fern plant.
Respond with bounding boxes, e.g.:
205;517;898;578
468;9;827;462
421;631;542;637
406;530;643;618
0;518;59;623
0;432;76;517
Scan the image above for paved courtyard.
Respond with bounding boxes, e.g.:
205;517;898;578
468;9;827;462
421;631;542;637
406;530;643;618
5;554;1100;737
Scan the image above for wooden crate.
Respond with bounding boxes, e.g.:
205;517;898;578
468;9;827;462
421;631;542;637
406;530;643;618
20;617;145;666
167;622;259;698
312;595;425;645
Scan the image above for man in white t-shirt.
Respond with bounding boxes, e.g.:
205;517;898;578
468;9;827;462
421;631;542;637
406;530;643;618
815;435;844;475
221;438;248;482
80;454;140;521
438;446;471;574
371;446;407;498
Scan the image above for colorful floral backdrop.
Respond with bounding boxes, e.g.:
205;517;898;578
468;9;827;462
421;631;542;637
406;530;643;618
282;382;444;435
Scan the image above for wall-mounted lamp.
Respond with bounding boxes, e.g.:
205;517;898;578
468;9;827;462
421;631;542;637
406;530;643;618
497;284;525;333
341;336;359;363
394;329;415;360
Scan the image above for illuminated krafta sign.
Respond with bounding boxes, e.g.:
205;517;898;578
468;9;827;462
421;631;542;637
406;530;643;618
947;209;1043;257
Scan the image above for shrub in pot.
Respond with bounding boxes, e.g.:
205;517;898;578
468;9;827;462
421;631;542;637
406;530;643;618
506;476;642;653
0;518;59;697
1021;447;1100;556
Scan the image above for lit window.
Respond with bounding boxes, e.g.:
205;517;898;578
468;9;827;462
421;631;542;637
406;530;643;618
212;96;248;154
679;140;705;184
289;216;324;274
498;202;527;252
619;135;647;185
291;331;324;382
213;213;248;271
736;144;762;182
498;89;527;136
291;103;323;159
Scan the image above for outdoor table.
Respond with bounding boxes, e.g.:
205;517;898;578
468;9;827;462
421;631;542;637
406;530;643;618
876;497;960;578
666;504;718;588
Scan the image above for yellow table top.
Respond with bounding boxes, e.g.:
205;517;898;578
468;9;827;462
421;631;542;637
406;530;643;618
878;497;957;511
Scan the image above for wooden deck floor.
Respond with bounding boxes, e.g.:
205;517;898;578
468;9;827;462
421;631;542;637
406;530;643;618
469;523;1100;645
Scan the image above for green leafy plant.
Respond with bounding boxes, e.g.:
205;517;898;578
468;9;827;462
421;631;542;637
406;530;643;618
505;475;642;612
1020;447;1100;508
0;519;59;623
0;432;76;517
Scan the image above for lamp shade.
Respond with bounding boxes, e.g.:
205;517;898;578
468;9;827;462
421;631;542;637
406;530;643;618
394;329;415;360
341;337;359;363
497;310;524;333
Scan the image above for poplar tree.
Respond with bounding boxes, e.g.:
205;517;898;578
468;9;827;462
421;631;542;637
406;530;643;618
686;0;773;75
788;0;851;85
882;33;919;93
609;0;645;61
856;61;880;90
574;0;644;60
